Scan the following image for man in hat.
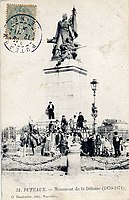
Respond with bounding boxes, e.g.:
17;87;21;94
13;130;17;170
61;115;68;134
87;134;95;157
47;101;55;119
113;131;121;157
77;112;84;129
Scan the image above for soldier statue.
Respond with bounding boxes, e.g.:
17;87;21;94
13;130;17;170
47;7;83;66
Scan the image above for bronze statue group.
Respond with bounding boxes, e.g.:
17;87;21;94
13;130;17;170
47;7;86;66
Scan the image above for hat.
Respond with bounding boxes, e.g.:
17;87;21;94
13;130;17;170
49;101;52;103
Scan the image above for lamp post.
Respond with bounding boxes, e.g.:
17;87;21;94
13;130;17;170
90;79;98;135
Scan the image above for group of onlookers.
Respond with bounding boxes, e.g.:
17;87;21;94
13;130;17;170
25;101;129;158
25;112;86;156
22;112;129;158
48;112;86;134
47;115;129;158
80;131;129;158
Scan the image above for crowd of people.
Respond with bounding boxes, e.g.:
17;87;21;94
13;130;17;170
19;112;85;156
20;109;129;159
48;117;129;158
80;132;124;157
17;102;129;158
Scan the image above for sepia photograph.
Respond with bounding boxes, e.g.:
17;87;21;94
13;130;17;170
1;0;129;200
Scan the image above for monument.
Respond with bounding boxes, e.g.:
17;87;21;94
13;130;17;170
43;7;87;120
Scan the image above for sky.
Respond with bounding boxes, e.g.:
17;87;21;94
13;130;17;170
1;0;129;128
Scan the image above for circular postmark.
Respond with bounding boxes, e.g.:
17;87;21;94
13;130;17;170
4;14;42;53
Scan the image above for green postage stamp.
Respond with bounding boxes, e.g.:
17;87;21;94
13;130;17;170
4;4;42;53
6;4;37;40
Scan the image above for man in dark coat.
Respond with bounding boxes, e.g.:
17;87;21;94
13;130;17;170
87;134;95;157
77;112;84;129
47;101;55;119
48;121;54;133
55;131;63;146
61;115;68;134
113;131;121;157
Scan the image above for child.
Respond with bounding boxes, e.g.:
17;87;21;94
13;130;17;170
104;138;111;157
95;134;102;156
124;139;129;156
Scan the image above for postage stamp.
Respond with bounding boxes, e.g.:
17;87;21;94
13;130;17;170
4;4;42;53
6;4;37;40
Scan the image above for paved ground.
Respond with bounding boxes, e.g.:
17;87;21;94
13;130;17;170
68;143;81;175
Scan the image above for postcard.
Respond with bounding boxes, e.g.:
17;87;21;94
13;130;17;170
1;0;129;200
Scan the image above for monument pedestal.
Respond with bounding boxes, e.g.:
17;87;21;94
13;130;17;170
43;60;87;120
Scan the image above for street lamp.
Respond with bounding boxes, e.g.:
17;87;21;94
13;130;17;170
90;79;98;135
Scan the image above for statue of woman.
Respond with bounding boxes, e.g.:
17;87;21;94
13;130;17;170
47;7;78;61
54;13;74;45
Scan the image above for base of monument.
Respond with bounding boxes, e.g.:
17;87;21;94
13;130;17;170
44;59;87;76
43;59;87;120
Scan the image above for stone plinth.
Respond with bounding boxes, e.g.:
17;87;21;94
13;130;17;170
43;60;87;120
